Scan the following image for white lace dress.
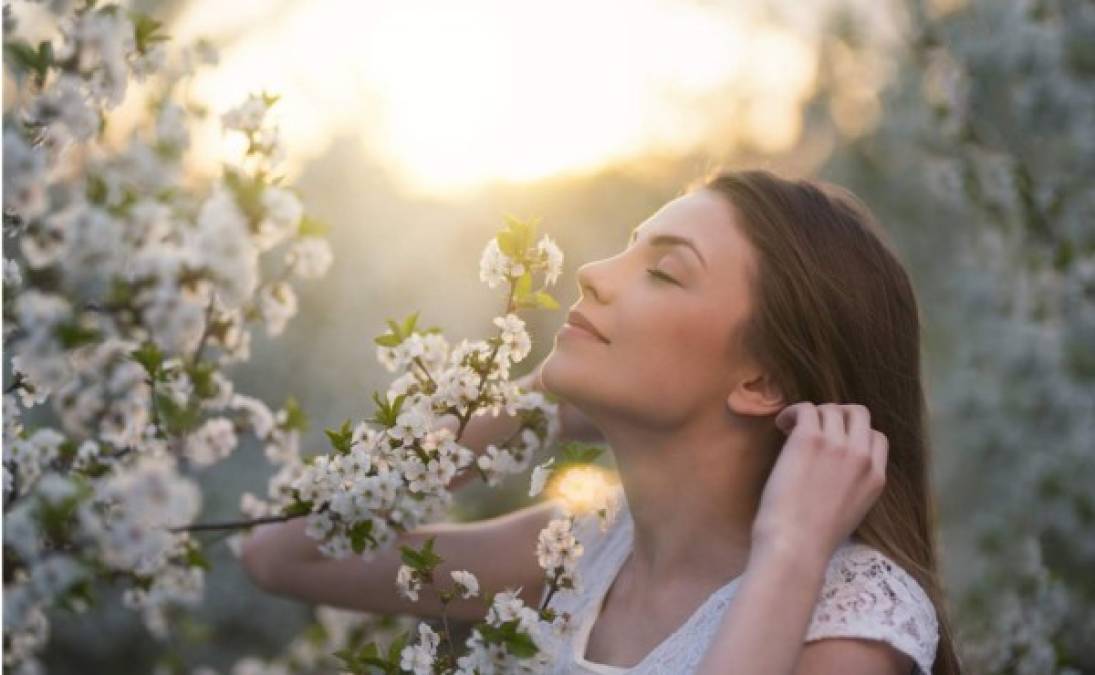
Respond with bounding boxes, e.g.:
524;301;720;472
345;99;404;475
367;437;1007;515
537;487;939;675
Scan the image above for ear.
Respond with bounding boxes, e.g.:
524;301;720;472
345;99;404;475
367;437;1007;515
727;370;784;417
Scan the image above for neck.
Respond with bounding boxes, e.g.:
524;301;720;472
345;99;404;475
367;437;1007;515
597;406;779;589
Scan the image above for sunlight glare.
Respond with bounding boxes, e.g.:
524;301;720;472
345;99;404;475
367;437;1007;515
172;0;818;195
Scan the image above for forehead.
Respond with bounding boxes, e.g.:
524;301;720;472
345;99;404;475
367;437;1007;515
634;189;754;274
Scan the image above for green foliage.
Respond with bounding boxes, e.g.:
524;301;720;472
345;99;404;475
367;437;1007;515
370;391;406;428
280;395;309;432
325;419;354;454
128;12;169;55
349;519;377;554
333;629;410;674
298;214;330;237
156;390;202;436
282;499;314;518
187;361;219;400
495;213;540;259
183;541;211;571
478;618;539;658
224;168;266;225
399;536;443;575
130;340;165;379
3;39;53;86
54;321;101;349
558;441;604;466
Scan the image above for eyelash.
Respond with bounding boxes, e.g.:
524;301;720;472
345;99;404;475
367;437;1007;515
645;267;679;285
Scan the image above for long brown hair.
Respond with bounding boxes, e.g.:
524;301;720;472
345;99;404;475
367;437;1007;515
698;169;961;675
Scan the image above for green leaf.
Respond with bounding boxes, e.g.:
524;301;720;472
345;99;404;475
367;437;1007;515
496;231;521;258
502;213;538;250
400;311;420;337
399;536;443;573
374;333;402;348
390;393;406;417
156;393;202;435
325;420;354;454
297;214;329;237
261;91;282;108
54;322;101;349
514;270;533;301
4;39;52;84
184;543;211;571
504;628;540;657
283;499;313;517
370;391;395;427
223;168;265;225
131;341;165;378
559;441;604;465
281;396;309;432
349;519;376;554
128;12;170;54
57;440;79;462
385;319;403;338
535;290;559;309
387;629;411;666
187;362;218;399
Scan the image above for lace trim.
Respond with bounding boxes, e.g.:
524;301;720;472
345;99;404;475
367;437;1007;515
804;542;940;675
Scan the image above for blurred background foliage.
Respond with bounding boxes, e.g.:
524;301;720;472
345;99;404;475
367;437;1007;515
6;0;1092;672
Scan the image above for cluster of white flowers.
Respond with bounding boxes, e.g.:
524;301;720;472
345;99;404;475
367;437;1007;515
275;265;560;561
400;622;441;675
535;518;584;591
221;93;269;135
454;589;558;674
285;234;334;279
210;606;417;675
183;417;239;468
478;229;563;291
451;569;480;599
478;238;526;289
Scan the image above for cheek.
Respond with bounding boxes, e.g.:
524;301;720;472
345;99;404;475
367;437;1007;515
632;306;726;383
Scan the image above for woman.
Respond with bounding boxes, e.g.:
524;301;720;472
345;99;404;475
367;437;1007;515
241;169;960;674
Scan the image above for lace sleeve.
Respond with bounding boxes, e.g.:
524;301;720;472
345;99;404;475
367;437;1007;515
804;541;940;675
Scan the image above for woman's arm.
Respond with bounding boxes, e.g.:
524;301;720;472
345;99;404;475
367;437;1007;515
694;539;912;675
695;538;828;675
695;402;906;675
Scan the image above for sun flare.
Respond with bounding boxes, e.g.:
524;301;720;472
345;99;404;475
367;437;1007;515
172;0;818;195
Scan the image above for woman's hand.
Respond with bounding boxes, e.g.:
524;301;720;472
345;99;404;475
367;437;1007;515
751;402;888;565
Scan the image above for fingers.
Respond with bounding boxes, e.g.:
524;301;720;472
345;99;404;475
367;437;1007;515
844;404;871;458
869;429;889;487
817;404;846;447
774;401;819;436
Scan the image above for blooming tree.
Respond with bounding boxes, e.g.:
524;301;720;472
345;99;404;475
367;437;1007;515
1;1;337;670
816;1;1095;672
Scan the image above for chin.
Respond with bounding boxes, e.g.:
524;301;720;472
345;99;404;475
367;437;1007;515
540;345;608;414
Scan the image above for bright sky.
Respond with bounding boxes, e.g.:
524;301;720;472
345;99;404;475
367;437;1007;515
172;0;824;196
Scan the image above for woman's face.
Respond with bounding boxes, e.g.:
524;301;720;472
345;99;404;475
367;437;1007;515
541;188;761;429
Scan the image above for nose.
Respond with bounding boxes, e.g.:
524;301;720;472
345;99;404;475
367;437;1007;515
576;257;610;304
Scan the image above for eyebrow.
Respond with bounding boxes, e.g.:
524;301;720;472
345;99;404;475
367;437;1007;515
629;226;708;269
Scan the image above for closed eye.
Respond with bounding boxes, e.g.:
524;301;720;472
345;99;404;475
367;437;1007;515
645;268;679;285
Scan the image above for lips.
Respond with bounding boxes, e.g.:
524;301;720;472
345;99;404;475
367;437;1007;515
566;309;609;343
